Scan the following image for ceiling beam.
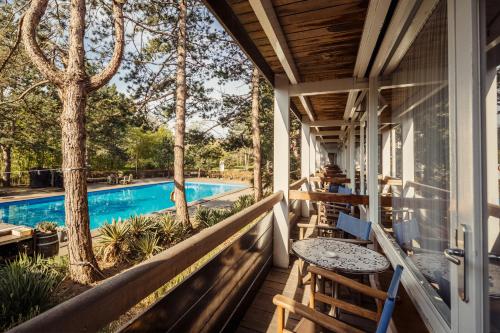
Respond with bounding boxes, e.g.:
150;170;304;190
289;78;368;97
202;0;274;84
345;0;391;123
312;130;343;137
249;0;315;122
304;120;352;127
320;139;342;143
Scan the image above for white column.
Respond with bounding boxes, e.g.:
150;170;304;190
310;135;316;175
390;128;396;177
315;139;321;171
402;115;414;197
273;74;289;268
486;65;499;252
360;121;366;194
300;123;311;217
367;77;379;224
349;126;356;191
381;129;391;177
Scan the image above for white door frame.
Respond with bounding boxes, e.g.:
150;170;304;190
448;0;485;331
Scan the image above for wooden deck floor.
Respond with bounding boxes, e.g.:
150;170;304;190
236;258;309;333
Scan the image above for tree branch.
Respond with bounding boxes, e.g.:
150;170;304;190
88;0;125;92
21;0;64;87
0;16;23;75
0;80;50;107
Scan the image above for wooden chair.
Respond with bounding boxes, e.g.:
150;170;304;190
273;265;404;333
298;212;372;246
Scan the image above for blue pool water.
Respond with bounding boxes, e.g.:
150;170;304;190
0;182;246;230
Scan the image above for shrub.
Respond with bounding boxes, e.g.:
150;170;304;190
194;206;232;228
127;215;155;241
97;220;130;264
132;233;162;261
153;214;188;245
35;221;58;234
231;194;255;213
0;254;64;330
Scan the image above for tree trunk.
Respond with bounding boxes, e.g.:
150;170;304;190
61;82;100;284
173;0;191;228
1;145;12;187
251;67;262;201
22;0;125;284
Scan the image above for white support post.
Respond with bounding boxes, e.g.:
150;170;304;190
315;139;321;171
360;121;366;194
349;126;356;191
300;123;311;217
381;129;391;177
310;135;316;175
273;74;290;268
390;128;396;177
367;77;379;224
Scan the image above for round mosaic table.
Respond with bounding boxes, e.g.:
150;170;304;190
411;252;450;283
292;238;390;274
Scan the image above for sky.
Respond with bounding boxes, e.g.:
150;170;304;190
107;14;251;138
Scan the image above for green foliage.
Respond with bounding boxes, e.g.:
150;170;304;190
35;221;58;233
153;213;189;245
124;126;174;171
0;254;65;331
132;233;162;261
97;220;131;264
230;194;255;213
194;194;256;228
127;215;155;241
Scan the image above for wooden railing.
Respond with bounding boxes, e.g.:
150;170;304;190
10;191;284;333
289;177;307;190
309;176;351;184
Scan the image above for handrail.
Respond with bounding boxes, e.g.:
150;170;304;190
10;191;284;333
310;176;350;184
289;177;307;190
289;190;369;205
289;190;448;209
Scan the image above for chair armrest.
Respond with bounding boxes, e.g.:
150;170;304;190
308;266;387;301
328;238;373;245
272;294;364;333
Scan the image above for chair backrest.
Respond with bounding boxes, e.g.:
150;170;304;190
337;186;352;194
375;265;404;333
337;212;372;240
393;218;420;249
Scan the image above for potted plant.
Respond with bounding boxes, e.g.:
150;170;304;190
35;221;59;258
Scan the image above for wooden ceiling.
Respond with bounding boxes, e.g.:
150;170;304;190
217;0;370;121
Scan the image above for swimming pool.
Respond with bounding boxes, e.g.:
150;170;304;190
0;182;246;230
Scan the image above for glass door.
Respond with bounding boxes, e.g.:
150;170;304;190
482;1;500;332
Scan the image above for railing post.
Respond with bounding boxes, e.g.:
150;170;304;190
360;120;366;194
273;74;290;268
367;76;379;224
349;125;356;191
301;123;311;217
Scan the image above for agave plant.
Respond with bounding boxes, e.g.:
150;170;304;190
0;254;64;331
132;233;162;261
97;220;130;264
127;215;155;240
231;194;255;213
194;206;232;228
154;214;183;245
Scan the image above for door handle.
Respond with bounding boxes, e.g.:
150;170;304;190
444;248;465;265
